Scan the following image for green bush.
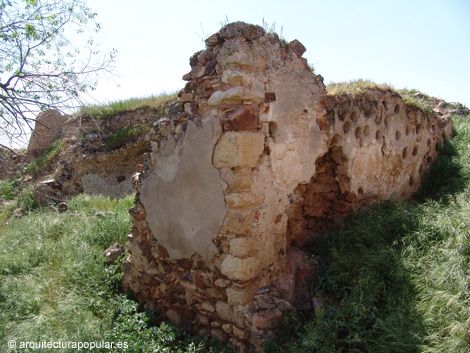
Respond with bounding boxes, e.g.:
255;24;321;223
0;179;19;200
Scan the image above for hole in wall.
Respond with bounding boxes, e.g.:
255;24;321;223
396;131;401;141
412;146;418;156
364;125;370;137
350;110;359;123
338;111;346;121
355;127;362;139
402;147;408;159
405;126;410;136
409;176;414;186
416;124;423;135
331;134;341;145
384;116;390;127
394;104;400;115
382;100;388;110
376;130;382;140
375;108;383;125
269;121;278;139
343;120;351;134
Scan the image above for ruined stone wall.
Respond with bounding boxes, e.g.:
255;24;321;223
52;109;163;196
27;110;65;157
122;22;451;352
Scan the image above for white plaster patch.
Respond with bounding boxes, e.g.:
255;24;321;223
140;117;226;260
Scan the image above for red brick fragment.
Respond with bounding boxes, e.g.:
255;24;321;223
221;105;260;131
264;92;276;103
289;39;306;57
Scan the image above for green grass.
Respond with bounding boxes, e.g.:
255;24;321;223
25;139;63;178
327;79;395;96
0;179;19;201
397;88;435;115
267;115;470;352
81;92;177;119
326;79;437;114
105;125;150;150
0;193;233;353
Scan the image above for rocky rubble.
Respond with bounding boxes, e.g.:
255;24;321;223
121;22;453;352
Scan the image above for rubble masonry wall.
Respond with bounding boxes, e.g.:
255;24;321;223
122;22;451;352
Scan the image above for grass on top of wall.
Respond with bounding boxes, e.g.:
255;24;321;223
327;79;437;114
80;92;177;119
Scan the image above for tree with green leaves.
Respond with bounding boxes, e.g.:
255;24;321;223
0;0;116;144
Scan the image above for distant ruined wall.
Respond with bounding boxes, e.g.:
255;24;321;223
122;22;451;352
53;111;159;197
27;110;65;157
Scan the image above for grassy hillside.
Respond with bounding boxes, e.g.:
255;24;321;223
0;194;232;352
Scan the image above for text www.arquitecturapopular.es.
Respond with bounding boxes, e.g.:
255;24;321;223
7;340;128;350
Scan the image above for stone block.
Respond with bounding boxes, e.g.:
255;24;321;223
180;92;193;103
225;192;262;208
227;285;258;306
221;255;260;281
232;325;250;340
215;278;229;288
201;301;216;312
252;309;283;330
216;301;233;321
229;237;258;258
219;168;253;191
289;39;306;57
222;323;233;333
208;87;264;106
213;132;265;168
166;309;182;326
223;208;255;234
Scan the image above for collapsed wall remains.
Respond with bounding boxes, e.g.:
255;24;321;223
122;22;451;352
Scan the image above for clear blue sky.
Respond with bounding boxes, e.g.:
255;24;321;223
90;0;469;106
